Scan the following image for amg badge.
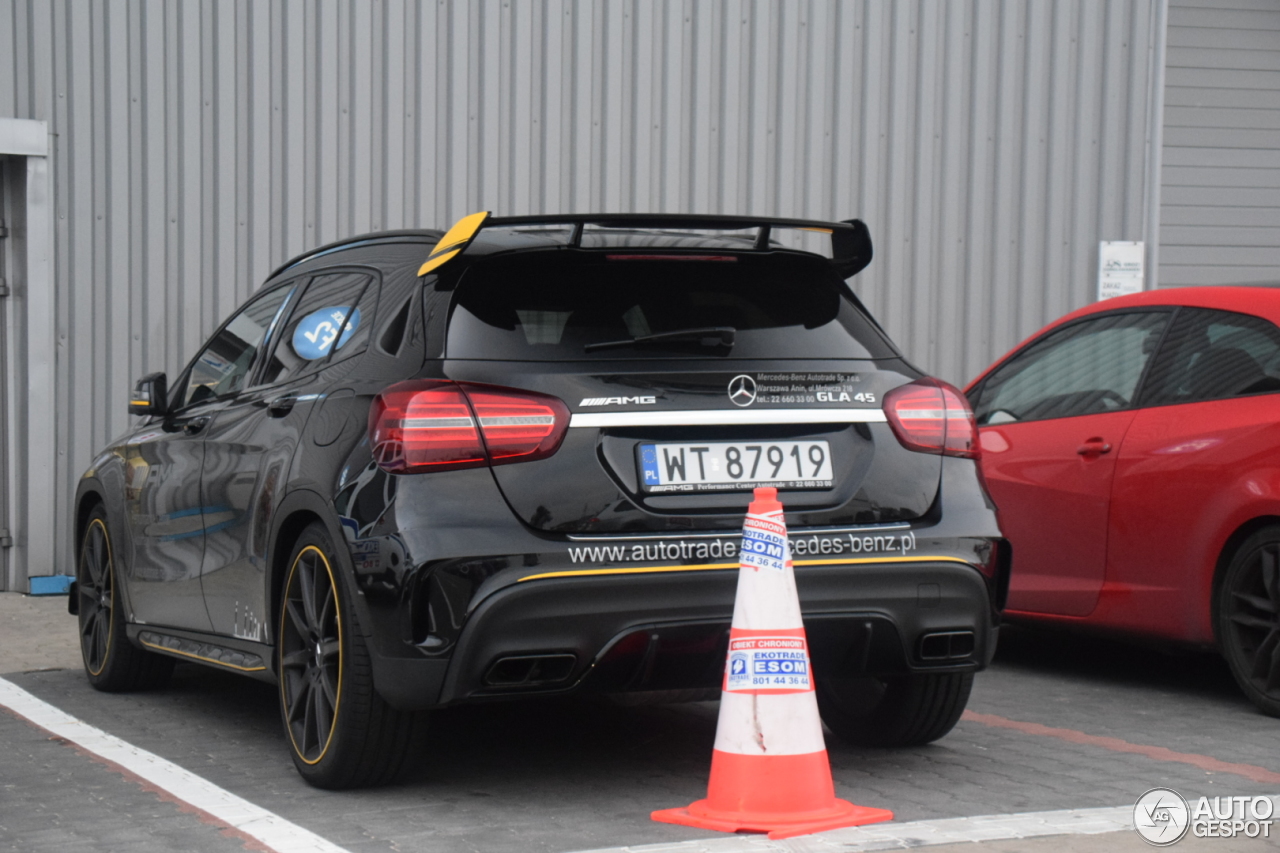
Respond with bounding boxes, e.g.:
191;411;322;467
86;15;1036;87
579;396;657;406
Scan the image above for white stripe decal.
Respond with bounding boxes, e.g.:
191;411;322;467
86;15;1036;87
569;408;887;428
0;676;351;853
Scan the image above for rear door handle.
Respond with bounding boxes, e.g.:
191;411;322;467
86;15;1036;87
268;395;297;418
183;416;210;436
1077;437;1112;456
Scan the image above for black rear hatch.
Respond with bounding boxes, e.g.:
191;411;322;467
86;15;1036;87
439;250;938;533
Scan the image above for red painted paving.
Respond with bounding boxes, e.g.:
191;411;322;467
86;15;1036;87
962;710;1280;785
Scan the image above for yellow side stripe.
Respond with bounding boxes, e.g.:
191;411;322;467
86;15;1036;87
517;554;972;582
141;639;268;672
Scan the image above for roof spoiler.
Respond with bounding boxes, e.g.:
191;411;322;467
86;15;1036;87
418;212;874;279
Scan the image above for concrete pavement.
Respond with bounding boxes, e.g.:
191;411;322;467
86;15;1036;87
0;592;81;673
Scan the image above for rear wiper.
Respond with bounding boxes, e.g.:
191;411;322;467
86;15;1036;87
583;326;736;353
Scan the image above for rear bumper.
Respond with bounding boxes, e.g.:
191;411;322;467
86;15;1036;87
372;559;996;710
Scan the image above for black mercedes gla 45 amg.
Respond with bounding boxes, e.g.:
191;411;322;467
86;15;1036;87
71;213;1007;788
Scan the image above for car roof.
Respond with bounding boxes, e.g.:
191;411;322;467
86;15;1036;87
965;284;1280;393
1055;284;1280;326
268;230;444;280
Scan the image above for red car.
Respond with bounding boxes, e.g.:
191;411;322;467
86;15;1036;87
965;285;1280;716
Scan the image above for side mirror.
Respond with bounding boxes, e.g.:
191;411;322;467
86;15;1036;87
129;372;168;417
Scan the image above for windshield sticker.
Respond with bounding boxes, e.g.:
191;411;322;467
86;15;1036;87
292;306;360;360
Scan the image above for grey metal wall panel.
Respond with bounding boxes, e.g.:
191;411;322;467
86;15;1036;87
0;160;10;590
1160;0;1280;286
1;0;1161;573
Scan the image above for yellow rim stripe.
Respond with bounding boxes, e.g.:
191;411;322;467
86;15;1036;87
139;639;267;672
417;210;490;275
280;545;344;766
83;519;114;677
517;554;972;582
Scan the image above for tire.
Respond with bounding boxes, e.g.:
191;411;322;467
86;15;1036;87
76;505;174;692
277;521;430;788
816;671;974;747
1217;526;1280;717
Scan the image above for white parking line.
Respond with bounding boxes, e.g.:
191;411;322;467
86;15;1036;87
0;676;351;853
570;805;1137;852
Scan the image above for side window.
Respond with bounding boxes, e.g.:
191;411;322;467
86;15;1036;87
972;311;1169;425
174;285;294;409
258;271;377;386
1140;308;1280;406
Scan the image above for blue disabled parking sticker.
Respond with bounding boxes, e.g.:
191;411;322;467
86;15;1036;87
292;306;360;360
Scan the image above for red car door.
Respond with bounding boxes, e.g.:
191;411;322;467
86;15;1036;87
969;310;1171;617
1106;307;1280;643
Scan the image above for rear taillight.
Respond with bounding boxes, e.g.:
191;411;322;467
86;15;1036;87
369;381;570;474
465;387;567;462
883;378;979;459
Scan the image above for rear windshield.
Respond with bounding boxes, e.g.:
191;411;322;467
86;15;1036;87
445;255;895;360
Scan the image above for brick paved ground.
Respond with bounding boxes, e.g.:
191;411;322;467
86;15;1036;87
2;590;1277;852
0;709;250;853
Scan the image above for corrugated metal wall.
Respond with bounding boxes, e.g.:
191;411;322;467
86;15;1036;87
0;159;11;586
1160;0;1280;286
1;0;1161;575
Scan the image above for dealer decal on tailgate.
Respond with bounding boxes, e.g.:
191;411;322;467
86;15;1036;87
565;530;919;565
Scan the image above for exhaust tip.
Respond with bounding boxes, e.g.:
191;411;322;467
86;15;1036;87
918;630;975;662
484;653;577;687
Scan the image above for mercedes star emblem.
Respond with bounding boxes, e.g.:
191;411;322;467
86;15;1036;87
728;374;757;407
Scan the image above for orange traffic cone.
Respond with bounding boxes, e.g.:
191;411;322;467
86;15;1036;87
652;486;893;840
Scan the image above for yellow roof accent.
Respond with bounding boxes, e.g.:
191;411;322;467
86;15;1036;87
418;211;490;276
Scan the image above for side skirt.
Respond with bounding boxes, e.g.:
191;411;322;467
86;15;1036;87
125;624;277;683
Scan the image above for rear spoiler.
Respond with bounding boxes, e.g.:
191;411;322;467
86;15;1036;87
417;212;873;279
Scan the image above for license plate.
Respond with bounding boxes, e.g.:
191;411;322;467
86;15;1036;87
637;440;834;493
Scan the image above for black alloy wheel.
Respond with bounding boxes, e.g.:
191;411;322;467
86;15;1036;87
276;522;430;788
1220;528;1280;716
76;505;174;691
78;517;115;676
279;544;344;765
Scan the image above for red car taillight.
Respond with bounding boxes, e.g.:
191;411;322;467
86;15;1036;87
883;378;979;459
369;380;570;473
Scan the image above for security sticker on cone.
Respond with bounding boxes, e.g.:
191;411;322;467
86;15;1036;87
725;635;811;692
740;513;787;571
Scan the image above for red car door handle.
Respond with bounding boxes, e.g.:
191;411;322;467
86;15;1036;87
1077;438;1112;456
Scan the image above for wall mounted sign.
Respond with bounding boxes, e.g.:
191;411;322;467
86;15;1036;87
1098;241;1144;301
